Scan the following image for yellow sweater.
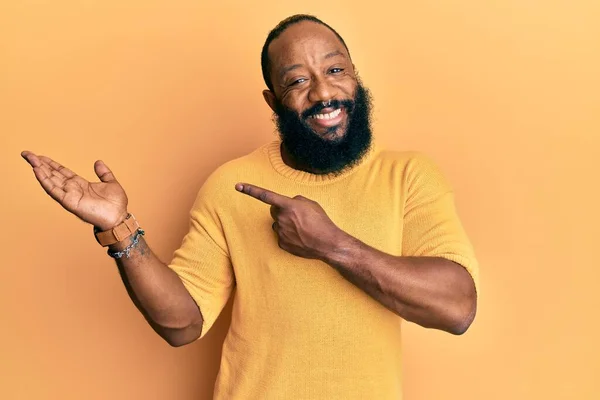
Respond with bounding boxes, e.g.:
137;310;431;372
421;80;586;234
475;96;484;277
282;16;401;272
168;139;479;399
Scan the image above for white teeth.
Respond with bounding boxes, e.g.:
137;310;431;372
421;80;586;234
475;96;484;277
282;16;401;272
312;108;341;120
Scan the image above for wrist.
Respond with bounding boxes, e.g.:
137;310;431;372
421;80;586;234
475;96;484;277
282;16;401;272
94;212;140;247
107;234;135;251
107;228;145;259
96;211;129;232
318;227;353;264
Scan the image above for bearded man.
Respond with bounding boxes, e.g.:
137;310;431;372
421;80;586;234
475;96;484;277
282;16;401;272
22;14;479;400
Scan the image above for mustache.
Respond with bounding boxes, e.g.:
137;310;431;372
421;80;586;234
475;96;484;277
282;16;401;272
300;98;355;120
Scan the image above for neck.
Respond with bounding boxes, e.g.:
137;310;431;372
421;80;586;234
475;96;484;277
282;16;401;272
280;142;327;175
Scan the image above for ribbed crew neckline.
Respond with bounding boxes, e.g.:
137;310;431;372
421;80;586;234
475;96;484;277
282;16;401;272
266;139;379;185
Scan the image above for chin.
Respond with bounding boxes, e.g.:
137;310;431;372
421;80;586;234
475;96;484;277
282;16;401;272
316;124;348;141
323;131;345;142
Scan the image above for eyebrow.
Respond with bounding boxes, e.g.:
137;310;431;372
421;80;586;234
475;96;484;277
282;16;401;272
280;63;303;78
324;50;345;60
279;50;347;79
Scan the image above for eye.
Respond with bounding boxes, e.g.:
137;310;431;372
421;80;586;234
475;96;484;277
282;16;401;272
330;67;344;74
290;78;307;86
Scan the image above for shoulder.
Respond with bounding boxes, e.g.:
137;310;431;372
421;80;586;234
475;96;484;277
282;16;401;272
373;147;450;188
375;147;437;167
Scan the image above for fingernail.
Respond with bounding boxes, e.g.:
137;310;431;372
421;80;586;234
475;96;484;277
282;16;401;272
235;184;243;191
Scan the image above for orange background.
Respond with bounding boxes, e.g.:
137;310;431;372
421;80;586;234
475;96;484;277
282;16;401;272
1;1;599;399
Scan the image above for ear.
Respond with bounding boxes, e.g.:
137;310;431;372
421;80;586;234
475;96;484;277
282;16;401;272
262;90;277;113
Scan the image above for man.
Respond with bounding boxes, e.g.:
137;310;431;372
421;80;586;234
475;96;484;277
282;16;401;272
21;14;478;400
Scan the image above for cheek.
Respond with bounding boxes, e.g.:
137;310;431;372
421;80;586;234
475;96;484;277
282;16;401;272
341;78;358;97
281;92;308;114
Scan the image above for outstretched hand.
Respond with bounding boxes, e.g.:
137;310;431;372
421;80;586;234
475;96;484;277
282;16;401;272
235;183;341;260
21;151;129;231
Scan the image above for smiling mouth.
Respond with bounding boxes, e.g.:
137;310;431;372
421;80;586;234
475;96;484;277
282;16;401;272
306;107;346;131
309;108;342;120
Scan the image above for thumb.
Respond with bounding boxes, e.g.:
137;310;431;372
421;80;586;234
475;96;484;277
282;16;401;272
94;160;118;183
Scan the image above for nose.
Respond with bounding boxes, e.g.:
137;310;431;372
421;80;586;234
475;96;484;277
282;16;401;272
307;76;338;104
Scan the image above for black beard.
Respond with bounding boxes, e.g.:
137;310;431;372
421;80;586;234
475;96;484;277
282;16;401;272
273;82;373;175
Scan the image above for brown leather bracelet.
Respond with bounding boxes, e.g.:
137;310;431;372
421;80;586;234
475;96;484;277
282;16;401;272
94;213;140;247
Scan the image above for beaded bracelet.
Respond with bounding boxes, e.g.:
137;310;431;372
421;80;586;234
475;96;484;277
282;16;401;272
107;228;145;259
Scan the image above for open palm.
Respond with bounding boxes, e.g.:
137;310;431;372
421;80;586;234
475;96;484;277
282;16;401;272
21;151;129;231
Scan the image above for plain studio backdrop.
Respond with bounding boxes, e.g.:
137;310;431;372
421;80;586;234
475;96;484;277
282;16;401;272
1;1;598;399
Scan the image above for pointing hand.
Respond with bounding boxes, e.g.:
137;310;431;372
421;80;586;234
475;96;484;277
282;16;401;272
235;183;341;260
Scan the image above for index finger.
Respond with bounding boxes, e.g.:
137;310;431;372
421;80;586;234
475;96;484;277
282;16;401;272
235;183;292;207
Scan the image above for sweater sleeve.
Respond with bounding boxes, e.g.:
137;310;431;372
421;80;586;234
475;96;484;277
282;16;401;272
167;174;235;338
401;154;480;293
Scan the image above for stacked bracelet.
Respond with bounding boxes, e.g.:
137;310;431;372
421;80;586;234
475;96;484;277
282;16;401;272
107;228;145;259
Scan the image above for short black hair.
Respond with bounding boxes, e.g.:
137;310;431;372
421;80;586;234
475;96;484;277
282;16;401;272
261;14;351;92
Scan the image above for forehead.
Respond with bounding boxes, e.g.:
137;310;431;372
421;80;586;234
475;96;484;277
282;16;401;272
268;21;348;67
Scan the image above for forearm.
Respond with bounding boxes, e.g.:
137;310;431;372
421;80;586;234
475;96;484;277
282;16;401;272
322;231;477;335
108;235;203;346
